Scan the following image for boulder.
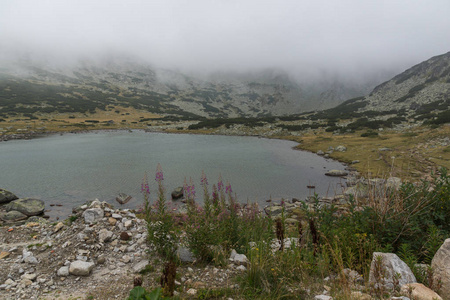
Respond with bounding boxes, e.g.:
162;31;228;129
5;198;45;216
431;238;450;299
369;252;416;290
325;170;348;177
400;283;442;300
317;150;325;156
116;193;132;205
171;187;184;200
0;210;28;222
335;145;347;152
82;208;104;224
69;260;95;276
0;189;18;204
264;205;283;217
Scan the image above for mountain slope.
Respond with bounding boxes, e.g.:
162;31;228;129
0;55;381;118
338;52;450;119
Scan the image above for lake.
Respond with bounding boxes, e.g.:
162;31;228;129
0;130;347;219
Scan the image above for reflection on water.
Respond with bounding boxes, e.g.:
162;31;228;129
0;131;347;219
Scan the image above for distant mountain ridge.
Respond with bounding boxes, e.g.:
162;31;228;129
0;55;384;118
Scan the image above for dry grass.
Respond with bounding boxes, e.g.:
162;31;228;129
0;106;163;133
285;126;450;180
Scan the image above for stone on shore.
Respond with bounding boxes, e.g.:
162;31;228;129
82;208;104;224
0;189;18;204
1;210;28;222
69;260;95;276
5;198;45;216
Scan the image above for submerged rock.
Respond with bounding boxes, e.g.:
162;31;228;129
5;198;45;216
171;187;184;200
116;193;132;205
325;169;348;177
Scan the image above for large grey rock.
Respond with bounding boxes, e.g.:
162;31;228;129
69;260;95;276
431;238;450;299
5;198;45;216
82;208;104;224
0;189;18;204
369;252;416;290
325;169;348;177
0;210;28;222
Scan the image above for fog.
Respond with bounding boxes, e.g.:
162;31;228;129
1;0;450;80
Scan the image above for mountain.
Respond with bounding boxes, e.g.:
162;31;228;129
0;54;384;118
333;52;450;121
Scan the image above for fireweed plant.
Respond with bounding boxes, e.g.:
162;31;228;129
139;165;450;299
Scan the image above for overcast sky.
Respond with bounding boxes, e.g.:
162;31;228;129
1;0;450;78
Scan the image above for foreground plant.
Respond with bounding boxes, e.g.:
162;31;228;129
143;164;178;297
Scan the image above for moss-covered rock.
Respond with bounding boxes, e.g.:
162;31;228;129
5;198;45;216
0;189;18;204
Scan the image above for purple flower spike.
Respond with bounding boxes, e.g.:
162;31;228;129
225;182;232;194
155;163;164;182
217;174;224;191
141;173;150;194
201;170;208;186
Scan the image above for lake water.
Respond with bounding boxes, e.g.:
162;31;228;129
0;130;347;219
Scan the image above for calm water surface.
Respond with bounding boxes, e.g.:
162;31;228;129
0;131;346;219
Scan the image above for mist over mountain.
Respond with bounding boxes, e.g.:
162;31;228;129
0;51;397;118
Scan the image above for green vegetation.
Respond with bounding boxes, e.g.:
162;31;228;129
138;164;449;299
188;117;276;130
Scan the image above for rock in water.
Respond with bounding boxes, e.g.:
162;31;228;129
116;193;132;205
171;187;184;200
5;198;45;216
325;169;348;177
0;189;18;204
